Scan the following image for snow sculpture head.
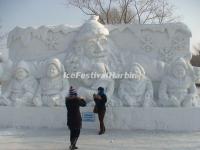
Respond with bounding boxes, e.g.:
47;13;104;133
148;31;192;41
168;57;195;80
15;61;30;80
46;58;64;78
65;15;118;75
172;58;187;79
75;16;109;61
158;57;199;107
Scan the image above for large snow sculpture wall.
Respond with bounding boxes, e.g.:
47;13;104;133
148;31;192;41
1;16;198;107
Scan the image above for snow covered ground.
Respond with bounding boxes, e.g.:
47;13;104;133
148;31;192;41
0;128;200;150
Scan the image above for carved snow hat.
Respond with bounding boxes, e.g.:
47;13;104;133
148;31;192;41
15;60;31;74
76;16;109;42
47;58;65;75
131;63;145;75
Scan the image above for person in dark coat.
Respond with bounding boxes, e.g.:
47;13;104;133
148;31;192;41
93;87;107;135
65;86;86;150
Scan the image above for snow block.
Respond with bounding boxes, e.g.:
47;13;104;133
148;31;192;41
1;106;200;131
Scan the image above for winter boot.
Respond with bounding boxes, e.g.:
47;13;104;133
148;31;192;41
98;130;104;135
69;145;74;150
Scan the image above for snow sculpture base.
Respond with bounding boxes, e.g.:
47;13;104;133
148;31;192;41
1;106;200;131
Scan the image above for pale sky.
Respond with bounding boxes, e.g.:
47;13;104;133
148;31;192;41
0;0;200;51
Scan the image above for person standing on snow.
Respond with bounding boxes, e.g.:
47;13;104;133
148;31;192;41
65;86;86;150
93;87;107;135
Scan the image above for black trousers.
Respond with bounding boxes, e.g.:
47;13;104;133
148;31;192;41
98;110;106;132
70;128;80;146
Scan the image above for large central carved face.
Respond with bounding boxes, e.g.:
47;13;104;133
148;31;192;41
83;36;108;60
47;64;59;78
15;68;28;80
173;65;186;79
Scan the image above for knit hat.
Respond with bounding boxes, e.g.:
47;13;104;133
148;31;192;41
69;86;77;96
98;87;105;96
98;87;104;91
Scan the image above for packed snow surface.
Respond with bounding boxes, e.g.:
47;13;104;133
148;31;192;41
0;128;200;150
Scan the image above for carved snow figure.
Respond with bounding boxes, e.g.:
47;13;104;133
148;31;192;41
0;61;38;106
158;57;198;107
3;16;198;109
118;63;155;107
65;16;115;104
37;58;69;107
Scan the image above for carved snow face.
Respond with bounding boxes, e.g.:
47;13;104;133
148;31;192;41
173;65;186;79
47;64;59;78
15;68;28;80
83;36;108;59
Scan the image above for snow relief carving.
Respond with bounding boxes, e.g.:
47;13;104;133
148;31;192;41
0;61;38;106
158;58;199;107
118;63;155;107
0;15;199;107
35;58;69;107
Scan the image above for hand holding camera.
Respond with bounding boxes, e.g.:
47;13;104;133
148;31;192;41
93;93;101;100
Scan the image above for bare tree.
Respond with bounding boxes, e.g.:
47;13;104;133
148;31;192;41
191;43;200;67
193;43;200;55
153;0;180;24
66;0;180;24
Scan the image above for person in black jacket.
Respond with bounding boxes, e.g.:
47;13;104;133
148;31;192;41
93;87;107;135
65;86;86;150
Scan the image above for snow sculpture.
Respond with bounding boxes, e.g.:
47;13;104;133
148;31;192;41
158;57;198;107
65;16;115;103
0;61;38;106
36;58;69;107
3;15;199;107
118;63;155;107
